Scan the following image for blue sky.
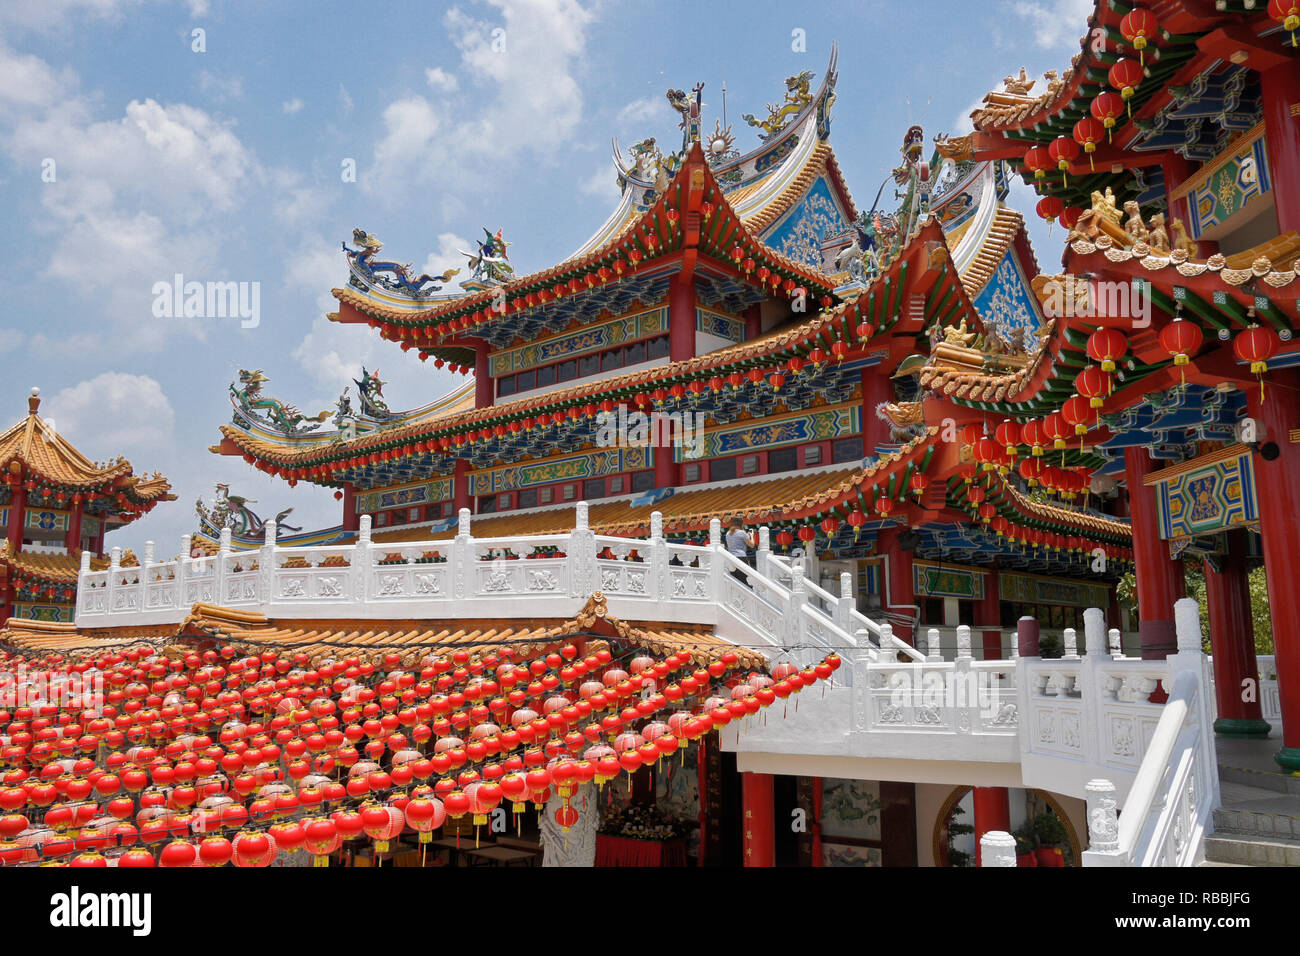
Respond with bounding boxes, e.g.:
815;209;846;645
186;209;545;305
0;0;1093;553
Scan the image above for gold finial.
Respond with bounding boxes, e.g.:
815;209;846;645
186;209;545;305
28;386;39;415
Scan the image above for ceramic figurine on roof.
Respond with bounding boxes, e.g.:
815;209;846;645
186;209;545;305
743;70;815;140
666;82;705;151
343;228;460;297
230;369;330;435
353;367;400;423
460;228;513;287
196;483;300;540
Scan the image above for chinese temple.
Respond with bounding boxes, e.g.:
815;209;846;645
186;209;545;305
0;388;174;625
4;0;1300;870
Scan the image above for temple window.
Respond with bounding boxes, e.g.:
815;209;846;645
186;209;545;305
768;447;797;474
610;476;625;494
803;445;823;466
584;478;606;500
562;484;576;501
683;463;702;483
710;457;737;481
519;488;538;509
741;455;759;476
833;437;864;463
497;493;511;510
632;470;655;492
540;487;554;505
477;496;497;514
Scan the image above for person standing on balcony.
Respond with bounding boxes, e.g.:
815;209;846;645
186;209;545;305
725;515;755;585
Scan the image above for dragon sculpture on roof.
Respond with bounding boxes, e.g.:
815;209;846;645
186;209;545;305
196;483;301;540
343;228;460;298
230;369;330;435
742;70;815;141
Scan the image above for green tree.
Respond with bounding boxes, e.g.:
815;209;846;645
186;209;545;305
1117;560;1272;655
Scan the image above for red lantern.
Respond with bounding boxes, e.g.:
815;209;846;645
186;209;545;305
1036;196;1064;224
1023;145;1052;182
874;497;894;517
1074;366;1111;408
1059;206;1084;231
1061;396;1093;437
1108;58;1144;108
1087;328;1128;372
1043;412;1070;450
1158;317;1204;372
1048;136;1079;182
994;420;1021;456
1271;0;1300;46
1090;92;1125;140
1234;325;1281;399
1072;117;1105;170
1120;8;1159;64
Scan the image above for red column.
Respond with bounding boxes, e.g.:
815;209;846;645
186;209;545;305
1262;57;1300;235
742;772;775;867
979;566;1002;660
1247;371;1300;769
341;483;359;533
473;341;493;409
668;273;696;363
453;460;472;514
860;368;893;457
7;482;26;555
972;786;1011;866
877;527;916;645
744;303;762;341
1123;447;1185;659
1205;529;1269;738
65;497;83;553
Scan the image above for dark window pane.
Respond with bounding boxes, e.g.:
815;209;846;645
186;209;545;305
602;348;622;372
497;376;515;397
478;496;497;514
518;488;538;509
583;478;605;499
768;447;798;473
647;336;669;360
709;457;737;481
683;463;701;483
537;364;556;387
516;369;536;391
833;437;864;463
558;360;578;382
497;493;511;510
624;341;647;365
632;470;655;492
579;353;600;377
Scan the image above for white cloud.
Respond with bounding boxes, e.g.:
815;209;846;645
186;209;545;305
197;70;244;101
282;97;304;114
365;0;595;202
425;68;459;93
617;96;661;126
421;231;472;283
339;84;354;114
579;165;619;200
47;372;176;457
0;0;146;32
1005;0;1093;50
950;93;989;136
0;329;24;353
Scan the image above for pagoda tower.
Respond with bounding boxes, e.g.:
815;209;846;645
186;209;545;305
0;388;175;623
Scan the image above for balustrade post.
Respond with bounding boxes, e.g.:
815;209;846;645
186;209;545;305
1063;627;1079;660
648;511;666;603
107;546;121;613
176;534;190;607
926;627;942;662
355;515;372;605
452;508;472;601
138;540;153;608
1079;609;1108;769
836;571;853;632
570;502;595;598
787;560;807;655
1080;778;1123;867
1171;596;1219;808
1015;615;1040;757
143;540;155;567
878;622;895;663
260;521;277;609
1108;628;1123;658
756;526;771;579
978;830;1017;867
216;529;231;605
956;624;972;661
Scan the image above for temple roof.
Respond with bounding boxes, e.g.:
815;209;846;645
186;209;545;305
0;542;107;584
0;389;175;512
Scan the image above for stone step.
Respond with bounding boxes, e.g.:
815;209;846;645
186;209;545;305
1203;833;1300;866
1213;804;1300;839
1218;763;1300;796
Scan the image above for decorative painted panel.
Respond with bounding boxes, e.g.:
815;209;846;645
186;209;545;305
683;404;861;462
356;478;453;515
972;249;1042;343
763;176;853;269
82;516;102;537
488;306;667;377
696;307;743;343
470;447;649;496
12;603;71;622
857;559;881;597
25;509;70;532
913;561;986;600
1001;572;1110;609
1185;128;1270;238
1151;448;1257;540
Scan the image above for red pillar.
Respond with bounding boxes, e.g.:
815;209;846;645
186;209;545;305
653;445;679;490
744;303;762;341
7;482;26;555
1262;57;1300;235
65;497;83;553
473;341;493;409
1247;371;1300;769
972;786;1011;866
1123;447;1185;659
668;273;696;363
741;772;775;867
341;483;359;533
860;368;893;457
877;527;916;645
979;566;1002;660
1205;529;1269;738
453;459;472;514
